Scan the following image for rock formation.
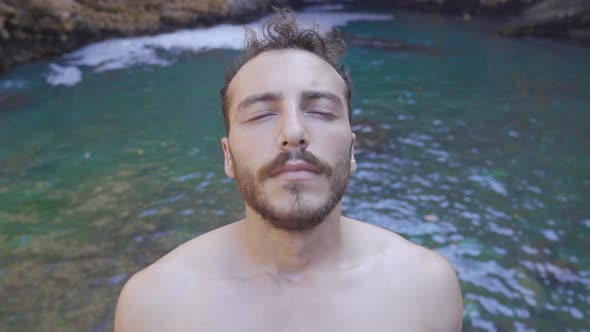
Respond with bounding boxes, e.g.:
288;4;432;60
345;34;445;54
498;0;590;44
1;0;588;74
0;0;272;73
363;0;590;45
362;0;544;16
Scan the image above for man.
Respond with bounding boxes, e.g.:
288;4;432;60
115;8;463;332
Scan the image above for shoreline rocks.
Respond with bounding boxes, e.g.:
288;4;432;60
1;0;588;75
362;0;544;16
0;0;273;74
498;0;590;46
345;34;445;54
361;0;590;46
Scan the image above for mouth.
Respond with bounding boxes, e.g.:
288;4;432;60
270;161;320;181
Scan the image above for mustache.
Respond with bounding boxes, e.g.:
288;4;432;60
257;148;333;182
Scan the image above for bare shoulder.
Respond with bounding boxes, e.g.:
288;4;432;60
391;242;463;332
114;221;243;332
344;217;464;331
114;261;187;331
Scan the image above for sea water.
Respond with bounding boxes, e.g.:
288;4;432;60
1;4;589;331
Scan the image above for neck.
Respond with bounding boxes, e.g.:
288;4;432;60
240;204;344;279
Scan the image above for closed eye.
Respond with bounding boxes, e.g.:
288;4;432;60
306;110;336;120
249;112;276;122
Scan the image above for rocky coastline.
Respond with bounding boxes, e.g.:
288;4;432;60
1;0;589;75
0;0;273;74
362;0;590;45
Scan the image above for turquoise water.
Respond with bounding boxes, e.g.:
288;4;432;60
1;4;589;331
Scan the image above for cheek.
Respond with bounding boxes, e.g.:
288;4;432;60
229;133;274;168
311;128;352;162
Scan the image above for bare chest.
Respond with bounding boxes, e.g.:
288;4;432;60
166;273;424;332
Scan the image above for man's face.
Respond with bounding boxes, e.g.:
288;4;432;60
221;49;356;232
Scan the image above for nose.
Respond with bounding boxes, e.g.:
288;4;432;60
277;105;309;151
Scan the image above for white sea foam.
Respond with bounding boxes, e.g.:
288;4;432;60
46;64;82;86
468;174;508;196
65;24;243;72
303;4;347;12
1;80;26;89
46;11;393;86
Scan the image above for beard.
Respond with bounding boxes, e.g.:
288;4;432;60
231;145;352;232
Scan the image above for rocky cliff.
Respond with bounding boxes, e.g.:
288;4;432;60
362;0;542;15
1;0;588;74
498;0;590;43
0;0;271;73
363;0;590;45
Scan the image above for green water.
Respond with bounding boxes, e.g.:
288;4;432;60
1;5;589;331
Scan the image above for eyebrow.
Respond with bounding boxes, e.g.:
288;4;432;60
237;92;283;112
301;90;343;107
236;90;344;112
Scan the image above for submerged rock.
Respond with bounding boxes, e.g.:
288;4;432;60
0;92;31;113
352;119;393;152
361;0;544;16
359;0;590;45
0;0;273;74
346;34;445;54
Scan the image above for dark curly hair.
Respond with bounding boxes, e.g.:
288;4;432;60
219;7;352;133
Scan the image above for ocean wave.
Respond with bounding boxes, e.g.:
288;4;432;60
46;11;393;87
0;79;26;90
46;64;82;87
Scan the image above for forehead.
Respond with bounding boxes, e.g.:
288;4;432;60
227;49;346;110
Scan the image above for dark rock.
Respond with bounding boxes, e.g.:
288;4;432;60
498;0;590;44
0;0;273;75
356;0;590;45
352;119;393;152
360;0;544;16
0;93;31;113
346;34;445;54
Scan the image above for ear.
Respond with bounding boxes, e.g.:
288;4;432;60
350;132;357;173
221;137;235;179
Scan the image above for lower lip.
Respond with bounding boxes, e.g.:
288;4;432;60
273;170;318;181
